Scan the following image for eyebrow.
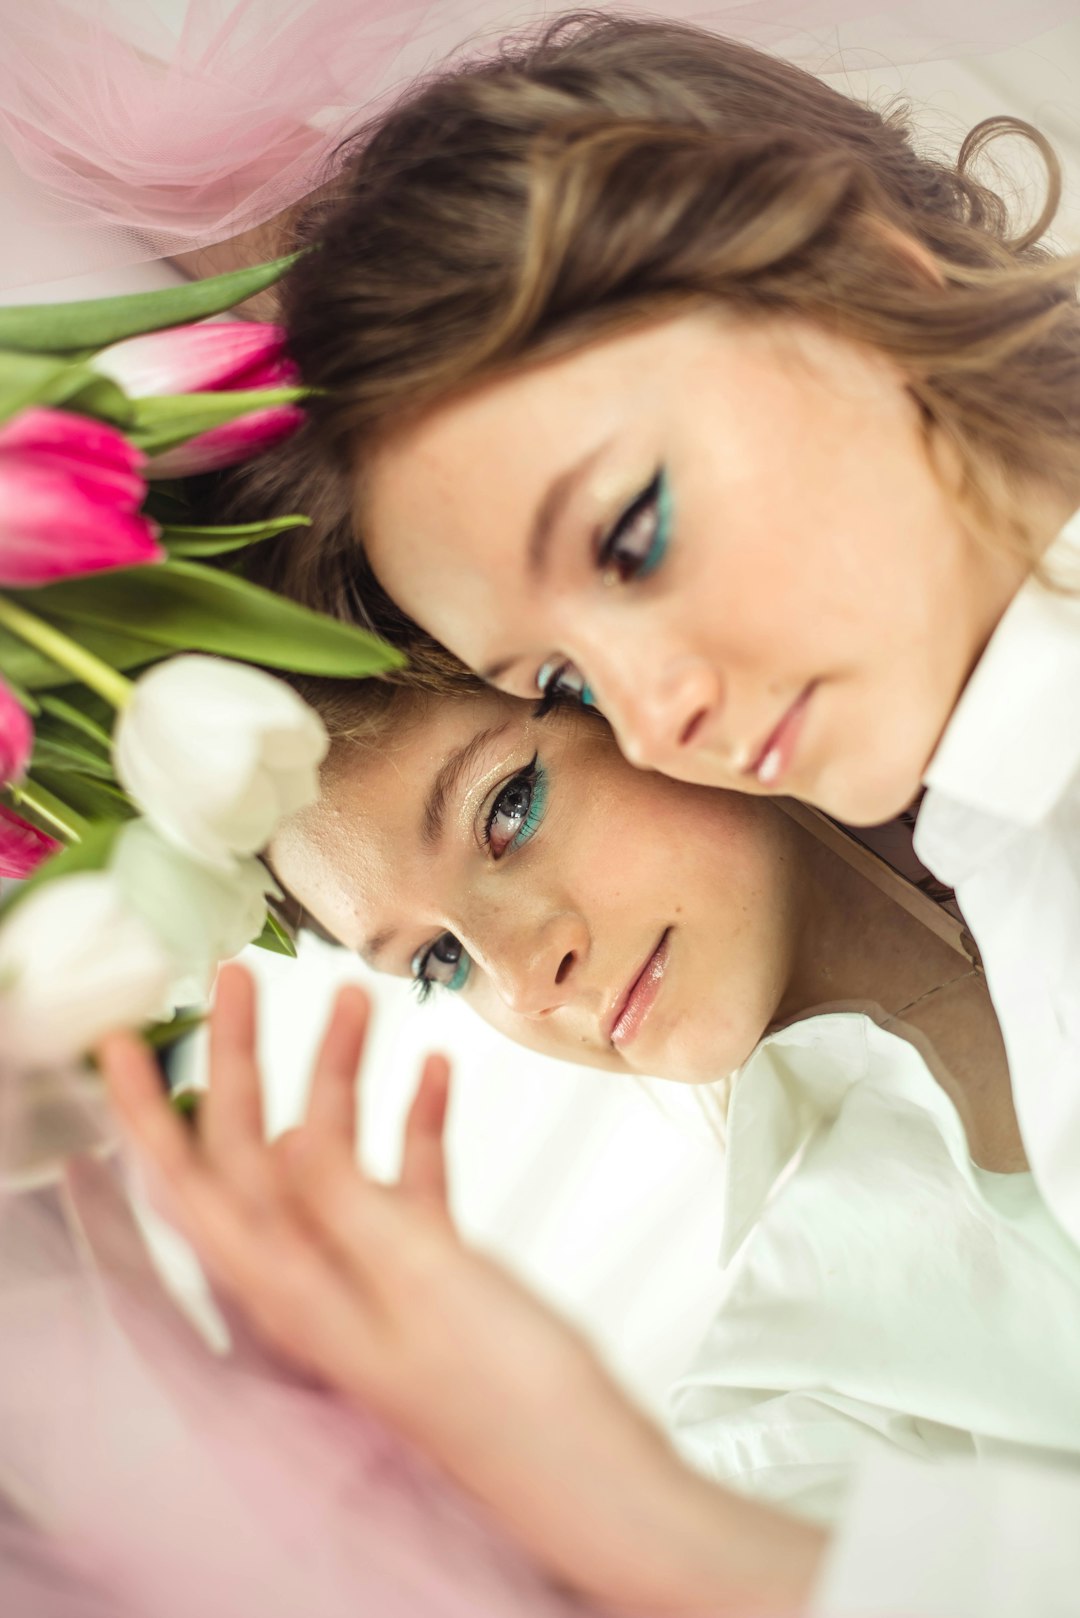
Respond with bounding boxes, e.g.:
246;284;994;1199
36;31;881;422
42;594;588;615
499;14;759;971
479;441;611;684
360;926;397;970
421;722;511;850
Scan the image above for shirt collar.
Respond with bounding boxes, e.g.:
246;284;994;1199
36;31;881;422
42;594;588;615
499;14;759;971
921;511;1080;831
718;1013;870;1266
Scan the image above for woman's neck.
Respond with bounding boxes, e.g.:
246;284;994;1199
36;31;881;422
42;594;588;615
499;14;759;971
775;817;957;1023
955;475;1076;700
774;817;1026;1170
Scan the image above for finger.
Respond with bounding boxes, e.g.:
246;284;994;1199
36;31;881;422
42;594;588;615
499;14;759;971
283;1128;442;1297
202;962;265;1166
400;1054;452;1209
304;983;369;1145
98;1026;382;1389
99;1029;198;1188
153;1144;389;1403
104;1029;368;1371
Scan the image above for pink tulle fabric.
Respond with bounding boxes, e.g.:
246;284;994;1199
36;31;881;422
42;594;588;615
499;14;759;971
0;0;1075;289
0;1065;601;1618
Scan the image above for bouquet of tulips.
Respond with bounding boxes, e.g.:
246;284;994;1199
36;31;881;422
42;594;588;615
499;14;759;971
0;258;399;1070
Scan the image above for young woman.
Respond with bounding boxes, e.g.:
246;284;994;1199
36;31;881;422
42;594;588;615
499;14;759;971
99;666;1080;1617
5;6;1079;1610
222;13;1080;1276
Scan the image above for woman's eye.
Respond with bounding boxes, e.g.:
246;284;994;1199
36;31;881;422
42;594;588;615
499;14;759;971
485;755;548;859
598;467;671;584
534;659;597;718
412;932;470;1000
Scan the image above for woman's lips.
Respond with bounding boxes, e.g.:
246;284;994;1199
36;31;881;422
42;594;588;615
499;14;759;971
743;682;816;789
607;930;670;1050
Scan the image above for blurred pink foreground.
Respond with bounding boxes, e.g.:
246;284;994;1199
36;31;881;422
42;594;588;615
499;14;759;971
0;1067;599;1618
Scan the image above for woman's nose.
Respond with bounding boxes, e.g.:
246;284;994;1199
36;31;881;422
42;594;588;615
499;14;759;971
487;911;588;1019
594;648;723;773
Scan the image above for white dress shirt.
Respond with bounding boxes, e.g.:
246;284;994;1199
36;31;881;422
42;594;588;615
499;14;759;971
914;511;1080;1249
815;516;1080;1617
668;1015;1080;1529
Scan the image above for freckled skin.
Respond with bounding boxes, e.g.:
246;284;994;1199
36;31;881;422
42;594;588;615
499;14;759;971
269;691;802;1084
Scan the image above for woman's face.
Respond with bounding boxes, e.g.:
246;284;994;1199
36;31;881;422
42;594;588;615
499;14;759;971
269;691;800;1084
364;309;1013;826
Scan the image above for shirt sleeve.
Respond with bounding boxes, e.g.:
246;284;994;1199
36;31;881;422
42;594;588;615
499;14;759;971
812;1449;1080;1618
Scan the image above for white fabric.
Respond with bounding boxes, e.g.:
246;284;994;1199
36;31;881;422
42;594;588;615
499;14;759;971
817;518;1080;1617
915;514;1080;1250
813;1448;1080;1618
669;1014;1080;1526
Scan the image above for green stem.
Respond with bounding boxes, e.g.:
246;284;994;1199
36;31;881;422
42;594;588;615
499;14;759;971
0;595;132;710
8;778;88;842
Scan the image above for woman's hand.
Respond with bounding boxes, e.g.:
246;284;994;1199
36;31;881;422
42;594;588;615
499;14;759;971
98;964;824;1615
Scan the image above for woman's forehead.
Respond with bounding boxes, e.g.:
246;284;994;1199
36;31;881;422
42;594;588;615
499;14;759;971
268;689;539;950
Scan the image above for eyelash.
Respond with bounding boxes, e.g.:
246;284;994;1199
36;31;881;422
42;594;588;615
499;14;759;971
411;756;548;1001
598;466;669;583
533;668;589;721
533;467;671;718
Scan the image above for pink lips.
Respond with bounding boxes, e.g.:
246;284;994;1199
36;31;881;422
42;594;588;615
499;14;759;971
607;930;670;1050
743;682;816;790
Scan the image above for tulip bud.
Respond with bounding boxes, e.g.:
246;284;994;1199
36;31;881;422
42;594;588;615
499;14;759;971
0;871;172;1068
112;819;270;1004
91;321;297;398
0;805;61;878
0;407;162;586
113;654;328;870
0;679;34;785
92;321;304;476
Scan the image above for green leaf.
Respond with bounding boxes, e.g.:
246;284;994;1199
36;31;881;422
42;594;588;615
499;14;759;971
31;733;116;781
0;353;133;426
0;353;70;422
252;908;298;958
170;1087;202;1122
0;617;163;690
0;255;302;353
37;693;113;750
5;776;90;843
0;669;40;715
33;769;135;825
127;386;305;456
161;514;311;557
51;367;133;426
147;1011;205;1051
14;559;406;678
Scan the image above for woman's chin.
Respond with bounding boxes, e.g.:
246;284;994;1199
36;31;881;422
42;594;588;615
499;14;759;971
804;753;928;828
630;1024;759;1088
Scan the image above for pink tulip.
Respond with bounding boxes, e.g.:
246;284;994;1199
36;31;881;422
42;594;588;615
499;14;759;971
91;322;299;398
0;679;33;786
0;804;61;878
0;407;162;586
92;321;304;477
145;402;306;477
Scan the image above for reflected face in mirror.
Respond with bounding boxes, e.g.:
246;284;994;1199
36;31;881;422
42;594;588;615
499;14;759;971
268;691;801;1083
364;310;1019;827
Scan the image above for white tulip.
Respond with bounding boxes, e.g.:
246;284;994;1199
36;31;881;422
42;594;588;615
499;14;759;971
0;872;172;1068
111;819;272;1005
113;654;329;871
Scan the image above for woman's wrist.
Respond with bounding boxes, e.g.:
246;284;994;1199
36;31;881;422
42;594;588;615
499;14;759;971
471;1346;827;1616
627;1445;828;1615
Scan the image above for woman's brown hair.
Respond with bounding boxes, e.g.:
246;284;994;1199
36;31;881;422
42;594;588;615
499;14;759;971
244;8;1080;624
